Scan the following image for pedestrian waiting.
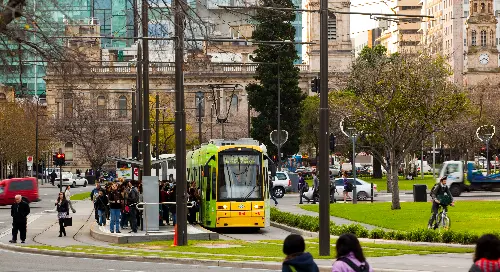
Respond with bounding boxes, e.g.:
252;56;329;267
469;234;500;272
332;233;373;272
281;234;319;272
9;195;30;243
55;192;69;237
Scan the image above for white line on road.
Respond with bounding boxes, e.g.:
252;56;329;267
0;214;41;239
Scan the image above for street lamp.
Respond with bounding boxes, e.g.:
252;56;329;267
341;117;361;204
477;125;495;175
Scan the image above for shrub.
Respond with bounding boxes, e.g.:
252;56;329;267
369;228;385;239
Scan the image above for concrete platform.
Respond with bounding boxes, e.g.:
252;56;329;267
90;223;219;244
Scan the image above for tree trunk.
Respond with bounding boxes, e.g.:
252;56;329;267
390;150;401;210
373;157;382;179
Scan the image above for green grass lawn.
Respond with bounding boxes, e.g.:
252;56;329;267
301;201;500;234
361;176;437;192
70;192;90;201
26;238;472;261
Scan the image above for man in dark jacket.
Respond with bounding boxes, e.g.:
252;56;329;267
428;176;454;229
10;195;30;243
127;181;139;233
282;234;319;272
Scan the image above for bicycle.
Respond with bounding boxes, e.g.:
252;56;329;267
434;203;454;230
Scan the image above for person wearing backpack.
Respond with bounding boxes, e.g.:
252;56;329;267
332;233;373;272
281;234;319;272
342;173;353;203
428;175;454;229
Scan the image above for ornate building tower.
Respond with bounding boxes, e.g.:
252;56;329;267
465;0;499;85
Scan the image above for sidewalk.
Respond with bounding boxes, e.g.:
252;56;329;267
276;194;382;230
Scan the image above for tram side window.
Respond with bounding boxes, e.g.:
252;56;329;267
206;168;211;201
212;170;217;199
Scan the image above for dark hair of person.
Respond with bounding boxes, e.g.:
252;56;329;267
336;233;366;262
283;234;306;256
474;234;500;262
57;192;67;202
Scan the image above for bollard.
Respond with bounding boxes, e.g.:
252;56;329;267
371;182;374;203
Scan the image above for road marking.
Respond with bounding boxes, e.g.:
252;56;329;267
0;214;41;239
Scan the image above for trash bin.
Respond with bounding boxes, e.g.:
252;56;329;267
413;184;427;202
288;172;299;193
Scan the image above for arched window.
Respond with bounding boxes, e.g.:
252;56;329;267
474;3;477;12
490;30;494;46
97;96;106;118
65;142;74;161
328;13;337;40
481;3;485;12
472;30;477;46
230;94;238;112
0;93;6;101
64;93;73;118
481;30;487;46
118;95;127;117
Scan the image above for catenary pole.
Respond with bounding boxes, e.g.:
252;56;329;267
175;0;188;246
142;0;151;176
318;0;330;256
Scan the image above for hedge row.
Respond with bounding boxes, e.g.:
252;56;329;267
270;208;483;245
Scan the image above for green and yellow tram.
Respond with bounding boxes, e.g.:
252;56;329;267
187;138;275;228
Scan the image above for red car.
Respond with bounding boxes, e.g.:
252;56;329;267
0;177;40;206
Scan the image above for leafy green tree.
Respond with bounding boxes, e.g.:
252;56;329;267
246;0;306;157
339;46;468;209
300;96;320;153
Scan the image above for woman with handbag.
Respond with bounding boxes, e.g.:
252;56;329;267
55;192;69;237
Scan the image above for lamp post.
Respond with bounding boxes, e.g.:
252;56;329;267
476;125;495;176
341;118;361;204
196;91;204;144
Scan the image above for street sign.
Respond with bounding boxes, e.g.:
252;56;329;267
134;167;139;177
27;156;33;167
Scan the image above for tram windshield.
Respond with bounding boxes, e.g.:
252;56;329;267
218;153;263;201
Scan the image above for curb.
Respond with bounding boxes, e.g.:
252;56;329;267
90;223;219;244
271;222;475;248
0;241;332;271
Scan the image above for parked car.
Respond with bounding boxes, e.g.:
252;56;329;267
0;177;40;206
330;178;378;201
272;171;292;198
57;173;88;188
329;164;341;177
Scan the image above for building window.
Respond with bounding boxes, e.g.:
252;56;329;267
64;142;74;161
0;93;5;101
464;0;468;4
327;13;336;40
118;95;127;118
474;3;477;12
488;3;492;13
230;94;238;112
97;96;106;118
481;30;487;46
195;93;205;117
64;93;73;118
481;3;485;12
464;11;469;17
464;38;467;46
472;30;477;46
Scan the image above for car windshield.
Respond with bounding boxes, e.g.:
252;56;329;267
218;153;262;201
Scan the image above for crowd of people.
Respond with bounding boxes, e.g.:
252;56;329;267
86;176;201;233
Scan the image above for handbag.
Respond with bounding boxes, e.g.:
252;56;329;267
64;217;73;227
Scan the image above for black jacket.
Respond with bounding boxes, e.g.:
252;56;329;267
11;201;30;222
95;195;108;211
108;191;122;210
56;199;69;213
282;252;319;272
430;183;453;202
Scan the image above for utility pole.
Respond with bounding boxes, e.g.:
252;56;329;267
175;0;188;246
156;94;160;177
277;56;281;171
35;96;39;184
136;42;143;181
318;0;330;256
142;0;151;176
197;91;203;144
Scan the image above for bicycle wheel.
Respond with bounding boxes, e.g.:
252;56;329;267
437;213;451;229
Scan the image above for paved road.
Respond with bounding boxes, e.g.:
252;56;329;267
0;248;280;272
0;184;93;236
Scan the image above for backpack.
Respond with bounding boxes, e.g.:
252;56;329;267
337;257;370;272
346;182;354;192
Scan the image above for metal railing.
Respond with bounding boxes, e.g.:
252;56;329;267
136;201;194;235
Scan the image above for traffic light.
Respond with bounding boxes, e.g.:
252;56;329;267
329;133;336;152
273;155;277;162
311;77;320;93
54;153;65;166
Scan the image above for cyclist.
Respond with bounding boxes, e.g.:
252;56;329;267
428;175;454;229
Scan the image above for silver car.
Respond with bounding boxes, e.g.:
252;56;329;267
331;178;378;201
